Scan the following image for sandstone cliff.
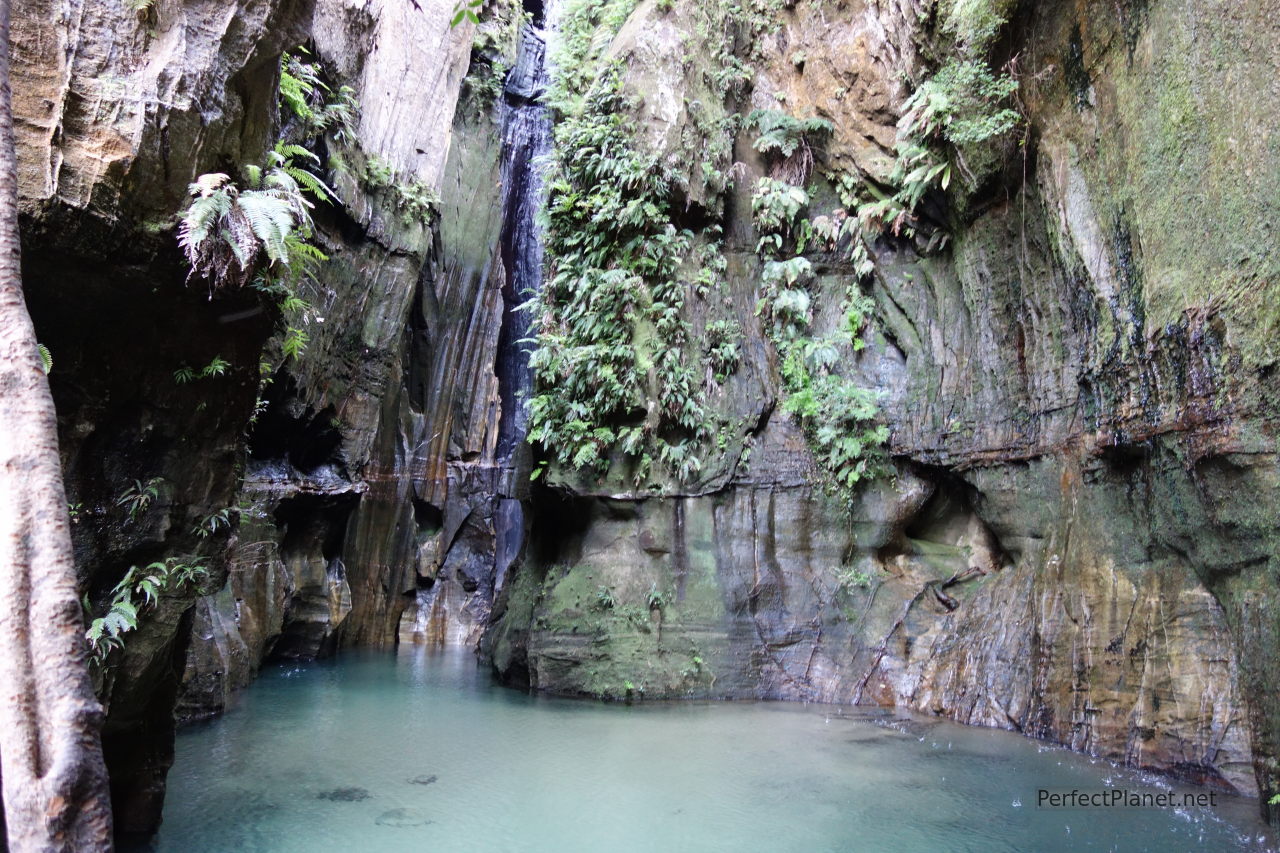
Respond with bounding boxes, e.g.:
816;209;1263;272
12;0;1280;836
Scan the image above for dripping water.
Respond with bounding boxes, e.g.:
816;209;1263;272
493;0;554;595
402;2;554;641
495;0;552;466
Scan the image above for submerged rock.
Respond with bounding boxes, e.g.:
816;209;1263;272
376;807;433;827
408;774;438;786
317;787;372;802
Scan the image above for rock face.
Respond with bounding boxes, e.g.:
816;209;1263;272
486;0;1280;809
12;0;1280;838
14;0;479;834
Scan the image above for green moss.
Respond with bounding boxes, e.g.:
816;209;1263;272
519;499;729;699
1063;5;1280;363
527;558;721;696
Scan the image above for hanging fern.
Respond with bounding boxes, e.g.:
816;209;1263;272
748;109;832;185
178;143;331;293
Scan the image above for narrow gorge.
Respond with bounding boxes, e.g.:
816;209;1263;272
8;0;1280;848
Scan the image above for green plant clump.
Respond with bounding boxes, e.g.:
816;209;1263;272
704;320;743;383
748;108;832;184
748;172;888;491
362;155;441;224
115;477;164;522
526;62;718;485
781;340;888;489
752;178;813;258
524;0;792;487
940;0;1017;56
174;355;230;385
836;565;875;590
858;0;1021;242
279;49;359;145
85;558;209;666
179;143;331;293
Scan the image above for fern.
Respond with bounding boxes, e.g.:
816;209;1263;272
85;558;211;667
748;109;832;185
236;193;295;264
270;142;333;203
282;326;309;361
279;50;359;142
272;143;316;164
178;189;232;251
285;166;332;203
179;142;323;292
36;343;52;374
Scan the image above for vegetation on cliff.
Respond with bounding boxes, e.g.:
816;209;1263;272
525;0;762;488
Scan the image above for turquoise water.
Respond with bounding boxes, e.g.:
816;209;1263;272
154;648;1276;852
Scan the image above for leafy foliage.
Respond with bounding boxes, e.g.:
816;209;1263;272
857;51;1020;244
836;565;875;590
280;49;358;144
173;355;230;385
595;586;616;610
451;0;485;26
801;0;1019;254
193;507;235;539
779;337;888;489
178;143;329;293
810;207;874;277
544;0;642;115
524;0;788;487
940;0;1017;57
748;109;832;185
704;320;743;383
85;559;210;666
527;63;726;486
362;155;441;224
752;178;812;258
750;167;888;494
899;60;1020;148
115;477;163;522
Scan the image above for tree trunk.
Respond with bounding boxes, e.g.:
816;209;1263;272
0;0;114;848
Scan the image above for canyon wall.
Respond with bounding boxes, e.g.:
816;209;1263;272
12;0;1280;837
485;0;1280;808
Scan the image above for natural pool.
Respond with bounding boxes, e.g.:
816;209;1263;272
153;648;1276;852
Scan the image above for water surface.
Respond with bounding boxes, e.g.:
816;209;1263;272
155;648;1276;852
